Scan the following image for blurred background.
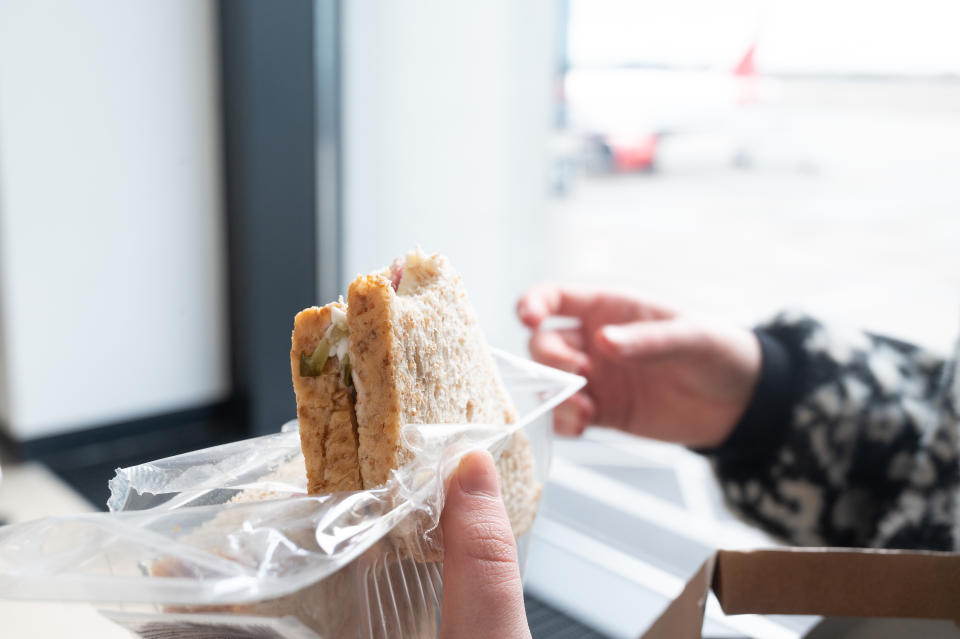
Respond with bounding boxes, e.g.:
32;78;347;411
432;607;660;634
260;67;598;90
0;1;958;637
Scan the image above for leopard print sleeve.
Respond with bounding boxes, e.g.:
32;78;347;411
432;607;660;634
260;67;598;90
702;310;957;550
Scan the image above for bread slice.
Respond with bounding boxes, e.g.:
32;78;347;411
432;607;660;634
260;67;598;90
290;302;362;493
495;431;541;538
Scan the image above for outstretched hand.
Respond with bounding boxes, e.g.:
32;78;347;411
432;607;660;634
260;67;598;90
517;285;761;448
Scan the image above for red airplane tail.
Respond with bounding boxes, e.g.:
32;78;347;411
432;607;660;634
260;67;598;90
733;43;757;77
733;42;759;104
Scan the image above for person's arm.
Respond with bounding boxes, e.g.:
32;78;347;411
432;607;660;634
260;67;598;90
701;311;954;549
516;285;957;549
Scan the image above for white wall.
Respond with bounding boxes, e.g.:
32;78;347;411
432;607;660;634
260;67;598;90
342;1;558;354
0;1;229;439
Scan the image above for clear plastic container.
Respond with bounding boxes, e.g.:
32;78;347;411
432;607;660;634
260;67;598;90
0;349;584;638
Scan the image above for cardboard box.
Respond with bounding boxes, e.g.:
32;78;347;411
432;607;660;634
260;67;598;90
643;547;960;638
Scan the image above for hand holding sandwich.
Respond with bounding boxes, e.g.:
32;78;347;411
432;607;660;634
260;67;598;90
440;450;532;639
517;285;761;448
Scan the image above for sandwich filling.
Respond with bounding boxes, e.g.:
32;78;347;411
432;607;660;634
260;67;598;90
300;305;353;387
300;262;408;387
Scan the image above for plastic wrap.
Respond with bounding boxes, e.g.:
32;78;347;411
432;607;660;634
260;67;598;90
0;349;584;638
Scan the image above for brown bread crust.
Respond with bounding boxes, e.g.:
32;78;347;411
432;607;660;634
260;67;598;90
290;303;361;493
346;275;407;489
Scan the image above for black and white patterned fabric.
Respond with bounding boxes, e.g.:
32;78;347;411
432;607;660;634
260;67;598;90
703;310;960;551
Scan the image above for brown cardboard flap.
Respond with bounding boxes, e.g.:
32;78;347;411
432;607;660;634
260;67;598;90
641;547;960;639
641;555;714;639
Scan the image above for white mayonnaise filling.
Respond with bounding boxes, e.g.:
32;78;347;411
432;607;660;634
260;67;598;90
329;305;347;327
324;306;350;361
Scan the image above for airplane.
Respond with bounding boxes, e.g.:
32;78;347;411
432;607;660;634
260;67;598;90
565;43;768;172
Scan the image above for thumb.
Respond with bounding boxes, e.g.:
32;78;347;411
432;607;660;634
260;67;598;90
595;319;704;360
439;450;531;639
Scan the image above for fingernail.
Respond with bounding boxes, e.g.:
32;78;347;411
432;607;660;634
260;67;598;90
554;404;582;436
573;354;592;376
456;451;500;498
517;301;542;327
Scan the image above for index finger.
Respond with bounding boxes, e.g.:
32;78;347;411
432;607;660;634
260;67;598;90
516;285;598;329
